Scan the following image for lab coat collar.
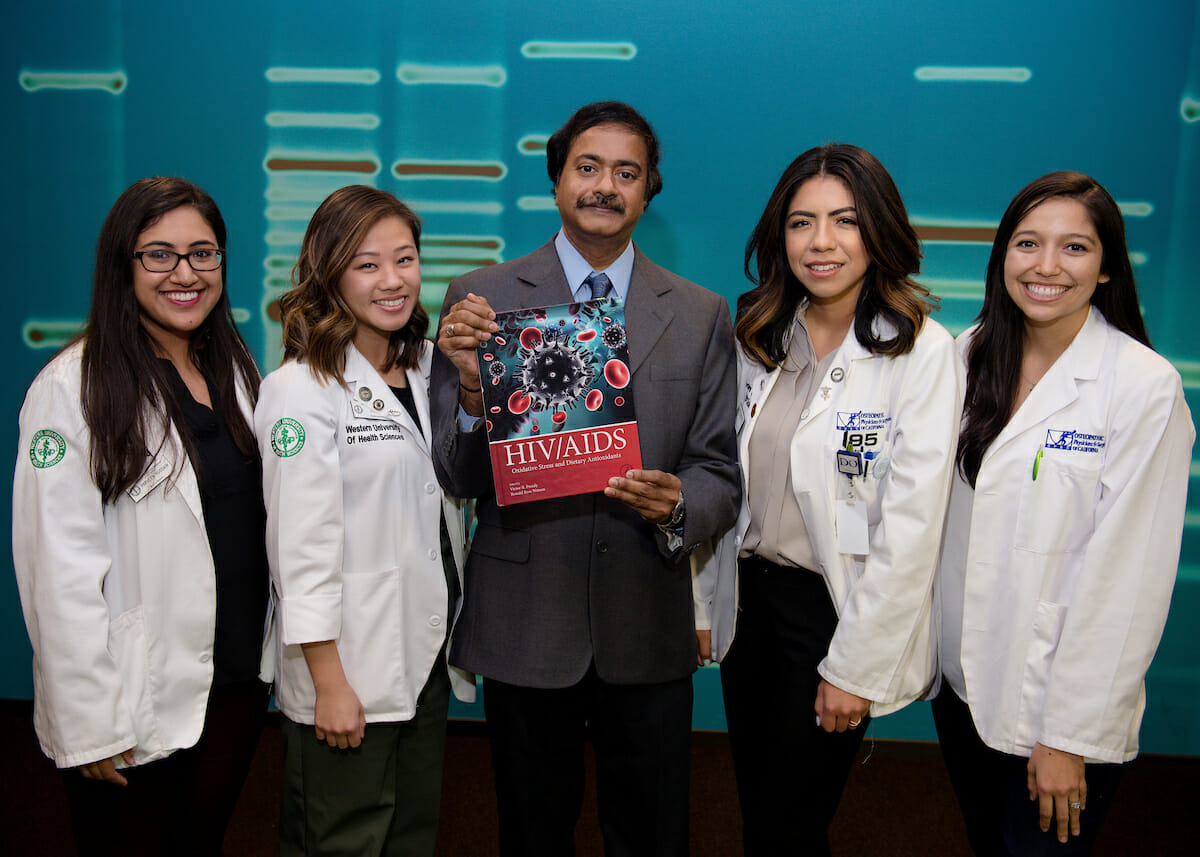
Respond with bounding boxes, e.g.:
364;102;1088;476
985;306;1106;462
786;301;896;365
342;343;431;453
740;309;889;447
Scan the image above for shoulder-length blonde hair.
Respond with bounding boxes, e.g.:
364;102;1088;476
738;144;934;370
280;185;427;384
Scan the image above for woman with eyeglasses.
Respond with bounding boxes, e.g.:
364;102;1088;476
13;177;271;857
934;172;1194;855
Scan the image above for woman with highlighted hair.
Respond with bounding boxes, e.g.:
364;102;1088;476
13;177;272;856
256;185;473;857
934;171;1194;855
697;144;964;855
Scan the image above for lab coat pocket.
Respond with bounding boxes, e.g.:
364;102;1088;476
109;606;162;756
338;569;402;701
1014;454;1101;554
1016;599;1067;747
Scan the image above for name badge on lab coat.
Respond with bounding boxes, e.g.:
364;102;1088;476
127;456;172;502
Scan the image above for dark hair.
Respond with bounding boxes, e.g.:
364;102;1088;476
280;185;427;384
956;170;1150;485
80;176;261;504
545;101;663;203
737;144;933;369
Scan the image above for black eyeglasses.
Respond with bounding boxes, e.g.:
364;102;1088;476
133;248;225;273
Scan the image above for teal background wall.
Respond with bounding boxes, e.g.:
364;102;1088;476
4;0;1198;753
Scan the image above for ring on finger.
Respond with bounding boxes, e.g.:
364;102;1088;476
447;323;456;337
848;718;861;728
1069;801;1082;810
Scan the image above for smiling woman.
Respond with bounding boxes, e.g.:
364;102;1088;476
255;185;474;857
935;172;1195;856
11;177;270;857
132;206;226;403
698;144;965;856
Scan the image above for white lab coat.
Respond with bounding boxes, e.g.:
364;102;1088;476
937;308;1194;763
697;313;964;715
256;341;475;725
12;341;272;769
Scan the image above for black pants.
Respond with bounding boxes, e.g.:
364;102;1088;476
932;682;1123;856
719;557;867;857
61;680;269;857
482;664;693;857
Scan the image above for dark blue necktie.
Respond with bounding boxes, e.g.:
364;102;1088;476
584;271;613;301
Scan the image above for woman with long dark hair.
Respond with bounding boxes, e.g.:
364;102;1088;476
256;185;473;857
934;171;1194;855
13;177;271;856
699;144;963;855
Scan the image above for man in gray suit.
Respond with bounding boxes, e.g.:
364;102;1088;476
431;101;739;857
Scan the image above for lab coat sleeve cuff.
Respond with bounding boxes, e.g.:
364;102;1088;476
53;735;139;771
278;594;343;646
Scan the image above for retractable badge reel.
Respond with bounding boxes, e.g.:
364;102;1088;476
835;446;870;554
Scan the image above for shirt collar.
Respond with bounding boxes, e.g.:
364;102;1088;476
554;229;634;302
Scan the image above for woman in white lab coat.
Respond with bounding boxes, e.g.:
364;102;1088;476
934;171;1194;856
257;185;473;857
701;144;963;856
12;177;271;856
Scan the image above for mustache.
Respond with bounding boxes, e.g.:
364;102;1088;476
576;193;624;213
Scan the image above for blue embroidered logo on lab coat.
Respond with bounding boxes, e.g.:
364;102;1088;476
1045;429;1106;453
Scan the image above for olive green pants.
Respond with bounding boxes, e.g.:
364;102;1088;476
279;665;450;857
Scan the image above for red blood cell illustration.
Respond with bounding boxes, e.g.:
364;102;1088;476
489;406;501;414
494;335;506;345
520;327;543;349
530;421;540;433
585;389;604;411
492;377;500;386
603;359;630;389
507;391;531;414
552;411;567;424
485;420;493;432
576;329;596;342
483;353;494;361
614;396;625;407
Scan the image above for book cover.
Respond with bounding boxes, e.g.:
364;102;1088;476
476;296;641;506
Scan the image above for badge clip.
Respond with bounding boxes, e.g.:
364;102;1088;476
836;448;863;477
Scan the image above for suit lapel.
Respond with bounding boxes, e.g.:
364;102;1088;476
624;246;672;377
512;240;574;310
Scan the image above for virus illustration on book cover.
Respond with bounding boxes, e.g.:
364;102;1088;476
477;296;633;441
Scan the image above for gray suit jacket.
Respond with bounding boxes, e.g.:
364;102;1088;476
431;240;739;688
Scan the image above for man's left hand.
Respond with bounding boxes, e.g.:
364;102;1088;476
605;469;681;524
